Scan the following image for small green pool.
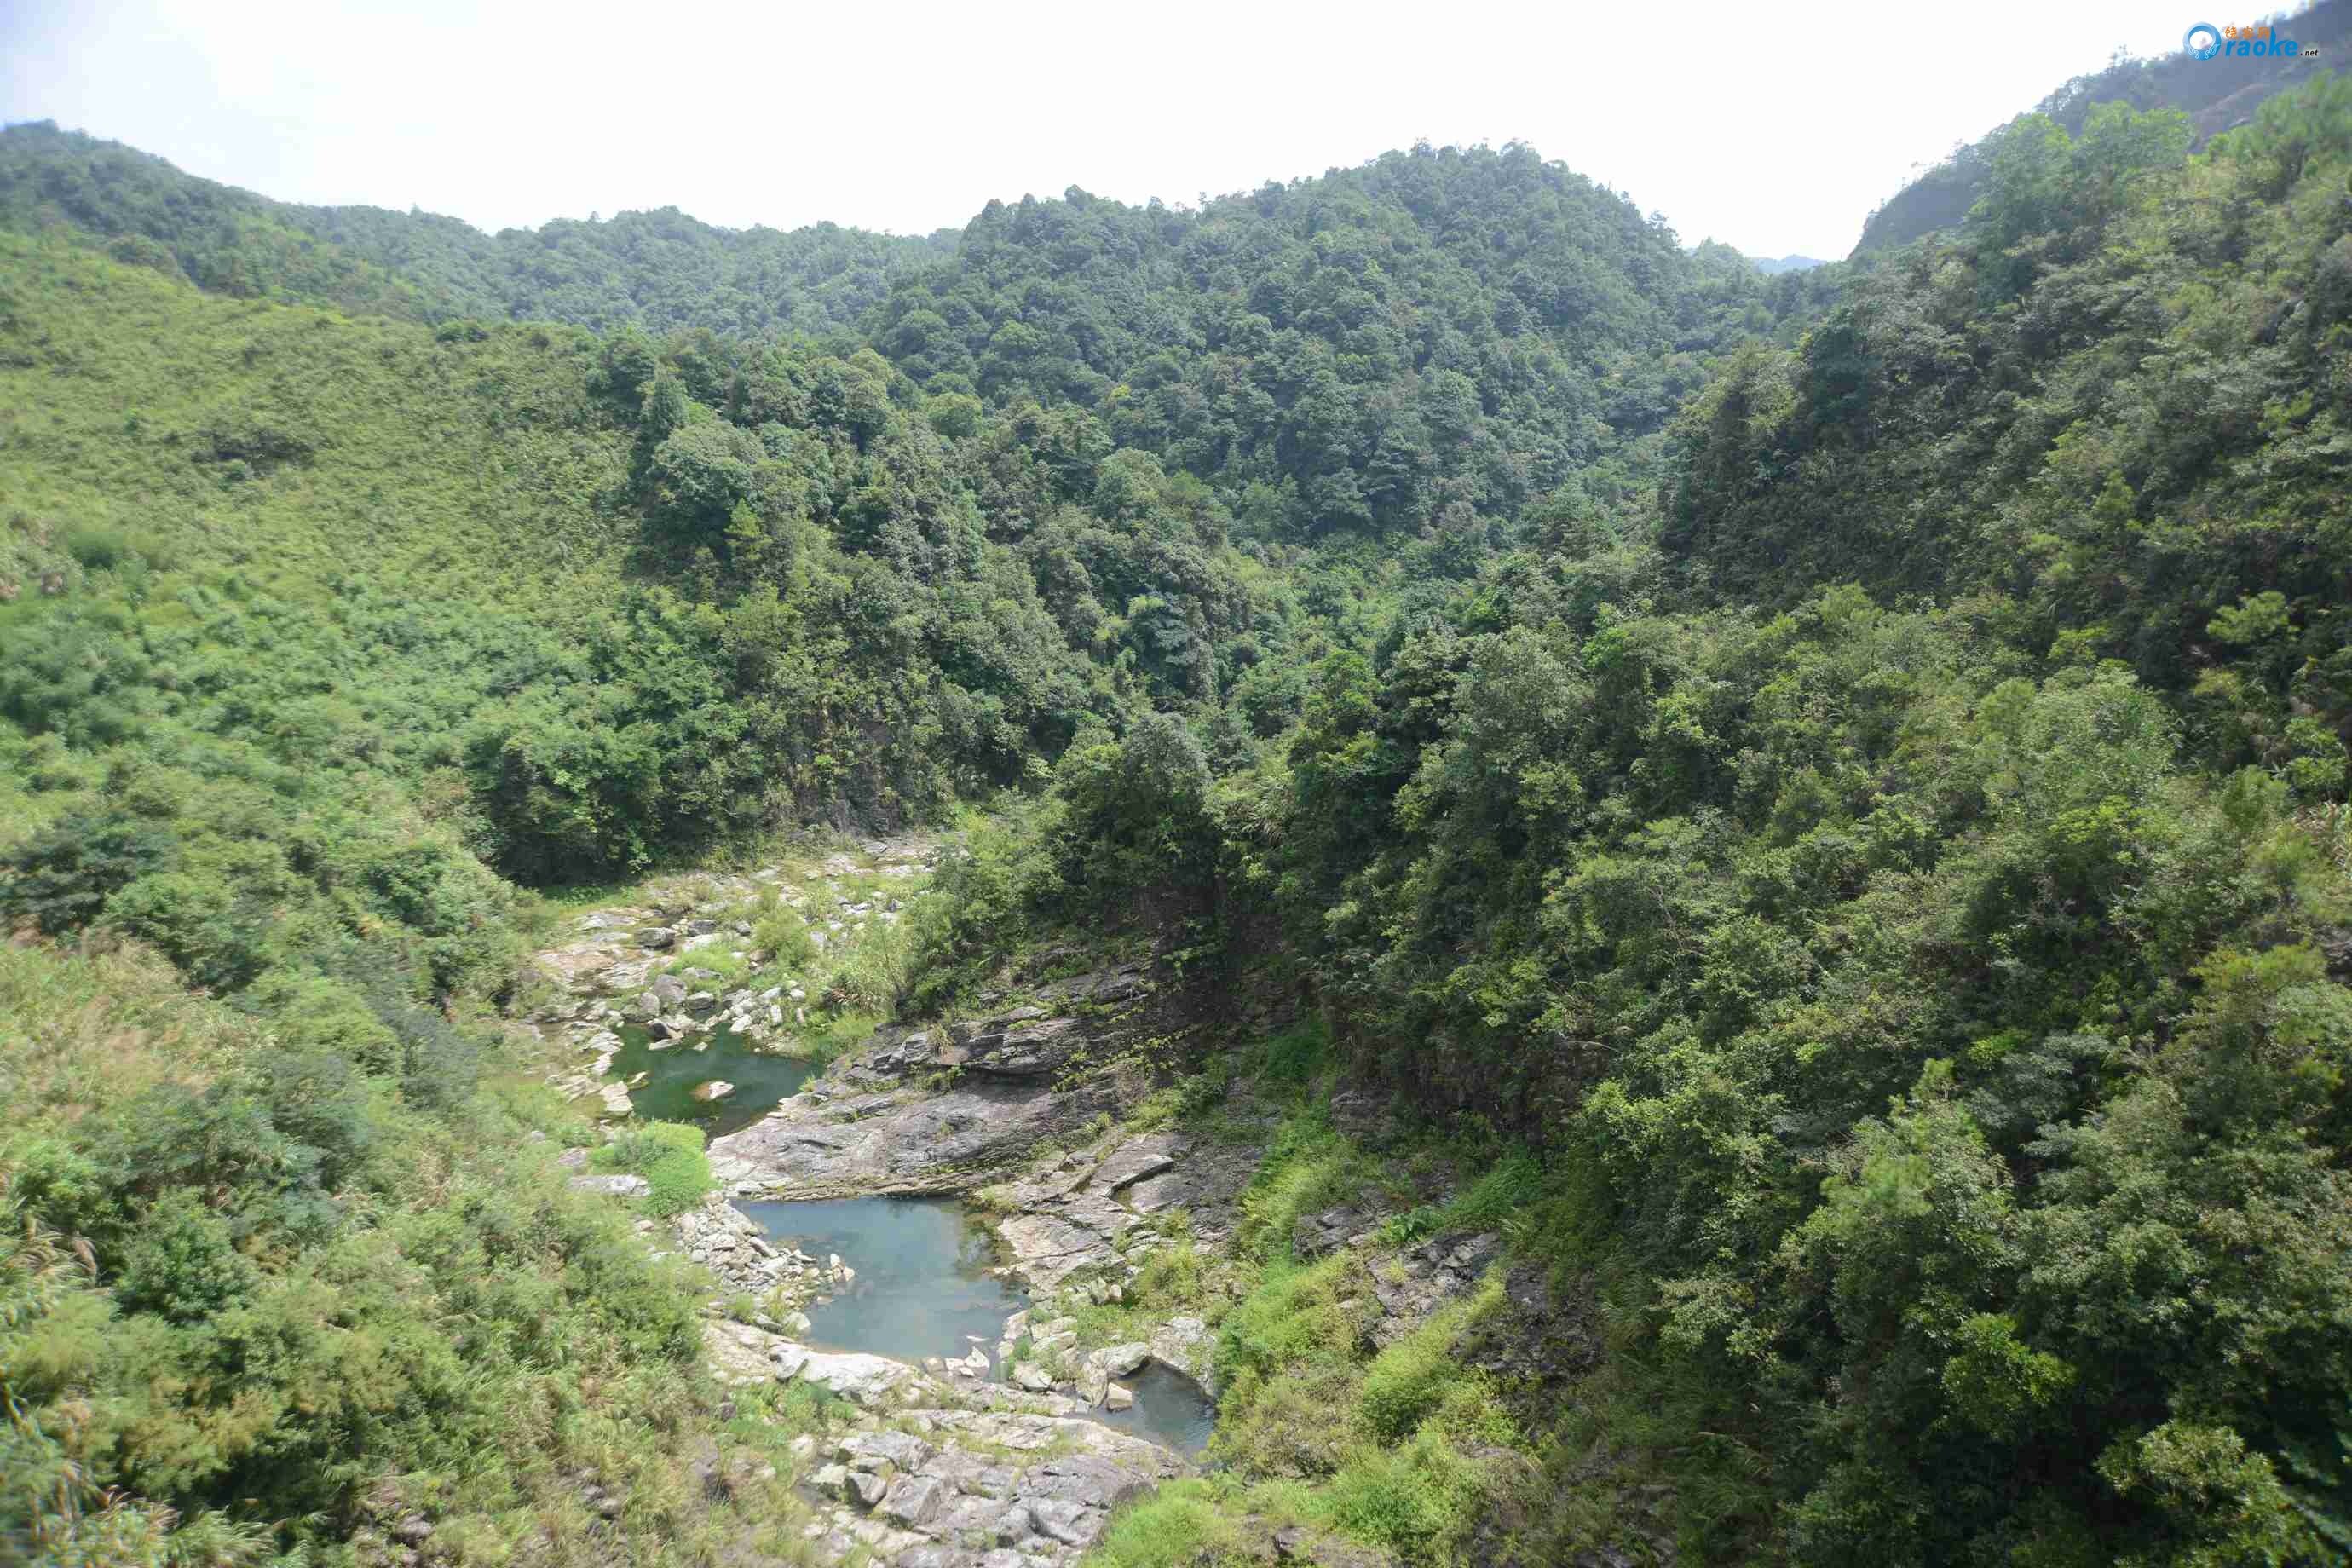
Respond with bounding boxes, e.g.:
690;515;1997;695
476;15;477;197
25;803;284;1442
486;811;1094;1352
605;1022;817;1134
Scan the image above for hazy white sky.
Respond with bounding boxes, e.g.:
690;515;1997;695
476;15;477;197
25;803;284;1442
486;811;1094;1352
3;0;2197;260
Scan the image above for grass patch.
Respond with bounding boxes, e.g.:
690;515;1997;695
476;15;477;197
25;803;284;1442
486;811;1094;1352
1322;1428;1492;1561
1092;1479;1246;1567
592;1121;715;1217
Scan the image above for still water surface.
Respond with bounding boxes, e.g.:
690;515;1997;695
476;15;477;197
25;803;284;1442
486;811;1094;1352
738;1196;1025;1362
608;1023;817;1135
737;1196;1218;1454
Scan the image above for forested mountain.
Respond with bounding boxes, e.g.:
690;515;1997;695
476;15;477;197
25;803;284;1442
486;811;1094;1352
3;63;2350;1568
1853;0;2352;256
0;119;954;334
864;147;1833;542
903;85;2352;1563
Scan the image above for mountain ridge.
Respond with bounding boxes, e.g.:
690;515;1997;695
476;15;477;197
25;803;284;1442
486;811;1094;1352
1852;0;2352;256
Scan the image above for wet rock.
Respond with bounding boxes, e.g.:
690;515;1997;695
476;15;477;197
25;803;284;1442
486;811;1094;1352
1104;1381;1133;1411
690;1080;736;1102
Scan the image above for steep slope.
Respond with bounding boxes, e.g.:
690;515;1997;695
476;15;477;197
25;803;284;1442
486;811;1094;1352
902;79;2352;1566
1853;0;2352;256
1675;84;2352;778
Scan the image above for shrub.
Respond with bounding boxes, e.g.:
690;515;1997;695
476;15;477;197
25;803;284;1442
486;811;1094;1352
595;1121;714;1218
1323;1429;1487;1560
753;906;818;970
1357;1282;1504;1442
61;524;131;571
115;1188;258;1323
0;812;177;934
1090;1480;1241;1567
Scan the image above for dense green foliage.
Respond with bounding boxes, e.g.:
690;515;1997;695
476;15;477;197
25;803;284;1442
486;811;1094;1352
6;69;2352;1568
1673;86;2352;793
868;145;1835;545
915;85;2352;1565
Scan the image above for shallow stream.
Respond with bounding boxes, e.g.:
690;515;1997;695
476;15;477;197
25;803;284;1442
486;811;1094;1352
738;1195;1219;1455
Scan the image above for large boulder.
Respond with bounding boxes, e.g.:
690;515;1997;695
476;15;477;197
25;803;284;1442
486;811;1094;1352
780;1347;929;1405
1092;1134;1178;1194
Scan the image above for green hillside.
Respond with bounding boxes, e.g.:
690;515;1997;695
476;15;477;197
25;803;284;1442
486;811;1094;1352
1;71;2349;1568
0;119;953;335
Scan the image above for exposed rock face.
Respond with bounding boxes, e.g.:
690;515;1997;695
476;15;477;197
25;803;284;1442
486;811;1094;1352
530;842;937;1116
1365;1231;1504;1346
984;1130;1257;1294
708;1076;1123;1197
711;966;1163;1198
1295;1202;1390;1260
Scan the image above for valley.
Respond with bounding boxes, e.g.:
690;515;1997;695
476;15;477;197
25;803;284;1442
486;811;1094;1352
6;41;2352;1568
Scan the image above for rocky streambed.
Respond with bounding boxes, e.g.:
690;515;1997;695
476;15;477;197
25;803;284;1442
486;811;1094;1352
533;857;1263;1565
536;864;1529;1567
